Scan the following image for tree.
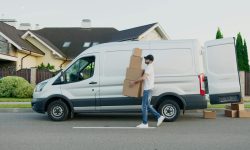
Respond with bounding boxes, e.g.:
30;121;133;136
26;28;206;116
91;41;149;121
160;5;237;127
243;40;250;71
37;63;55;71
216;28;223;39
236;33;244;71
38;63;46;70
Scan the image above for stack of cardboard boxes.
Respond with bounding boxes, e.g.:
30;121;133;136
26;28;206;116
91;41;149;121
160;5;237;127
123;48;144;98
225;102;250;118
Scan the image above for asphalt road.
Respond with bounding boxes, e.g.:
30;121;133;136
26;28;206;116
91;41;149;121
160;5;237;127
0;111;250;150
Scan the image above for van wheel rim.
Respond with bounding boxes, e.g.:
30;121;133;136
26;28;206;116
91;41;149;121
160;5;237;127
162;104;176;119
52;106;64;118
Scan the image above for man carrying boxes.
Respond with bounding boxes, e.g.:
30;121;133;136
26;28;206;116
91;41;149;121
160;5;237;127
123;48;165;128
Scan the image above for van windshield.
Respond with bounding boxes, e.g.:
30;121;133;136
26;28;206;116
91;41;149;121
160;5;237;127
64;56;95;83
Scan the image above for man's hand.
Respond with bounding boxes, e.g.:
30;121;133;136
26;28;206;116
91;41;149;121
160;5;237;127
129;81;136;87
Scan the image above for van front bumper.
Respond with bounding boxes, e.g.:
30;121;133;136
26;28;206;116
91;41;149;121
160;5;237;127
31;98;46;114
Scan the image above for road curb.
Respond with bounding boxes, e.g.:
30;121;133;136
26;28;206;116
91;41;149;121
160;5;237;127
0;108;33;113
0;108;248;113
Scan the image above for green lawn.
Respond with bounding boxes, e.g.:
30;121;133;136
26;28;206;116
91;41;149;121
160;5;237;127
0;98;32;102
244;97;250;102
0;104;31;108
208;104;250;108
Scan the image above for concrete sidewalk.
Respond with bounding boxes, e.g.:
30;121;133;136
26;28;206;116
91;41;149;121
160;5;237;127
0;108;33;113
0;108;227;113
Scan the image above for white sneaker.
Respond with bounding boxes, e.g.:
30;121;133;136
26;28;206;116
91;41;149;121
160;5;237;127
136;123;149;128
157;116;165;127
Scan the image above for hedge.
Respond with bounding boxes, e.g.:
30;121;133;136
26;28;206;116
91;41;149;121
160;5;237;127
0;76;34;98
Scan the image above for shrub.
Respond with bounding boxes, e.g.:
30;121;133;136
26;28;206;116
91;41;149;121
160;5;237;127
0;76;34;98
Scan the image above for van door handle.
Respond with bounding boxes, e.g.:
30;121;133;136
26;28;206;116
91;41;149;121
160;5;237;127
89;81;97;85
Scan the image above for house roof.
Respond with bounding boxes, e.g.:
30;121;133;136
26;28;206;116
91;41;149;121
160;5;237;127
34;27;118;59
0;22;45;55
0;22;168;60
25;31;66;58
110;23;157;42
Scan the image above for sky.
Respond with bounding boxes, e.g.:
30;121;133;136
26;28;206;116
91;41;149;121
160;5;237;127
0;0;249;57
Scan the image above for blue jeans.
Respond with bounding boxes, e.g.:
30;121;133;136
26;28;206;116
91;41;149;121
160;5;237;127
142;90;161;124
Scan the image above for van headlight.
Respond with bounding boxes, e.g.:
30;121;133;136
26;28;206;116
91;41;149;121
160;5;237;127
35;81;48;92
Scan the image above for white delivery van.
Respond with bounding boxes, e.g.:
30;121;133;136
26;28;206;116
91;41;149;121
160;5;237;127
32;37;241;121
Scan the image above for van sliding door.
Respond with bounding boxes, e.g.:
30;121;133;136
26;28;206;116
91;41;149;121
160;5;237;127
204;37;241;104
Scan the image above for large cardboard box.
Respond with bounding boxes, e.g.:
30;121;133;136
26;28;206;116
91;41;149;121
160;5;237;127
123;79;143;98
125;68;144;80
238;110;250;118
129;56;142;69
203;110;216;119
231;103;245;111
133;48;142;57
224;109;238;118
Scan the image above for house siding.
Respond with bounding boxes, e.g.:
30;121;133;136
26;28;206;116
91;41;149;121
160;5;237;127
139;29;163;41
25;36;68;70
16;52;37;70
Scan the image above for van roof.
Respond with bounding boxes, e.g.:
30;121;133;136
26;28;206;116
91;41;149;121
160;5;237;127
80;39;201;56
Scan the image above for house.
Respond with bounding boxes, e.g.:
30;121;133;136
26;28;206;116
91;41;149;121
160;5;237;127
0;20;169;70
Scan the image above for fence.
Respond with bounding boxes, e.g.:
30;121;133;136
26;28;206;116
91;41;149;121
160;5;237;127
0;68;57;84
0;68;31;82
36;69;54;84
245;72;250;96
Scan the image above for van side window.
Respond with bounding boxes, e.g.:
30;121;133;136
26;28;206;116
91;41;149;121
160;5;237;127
65;56;95;83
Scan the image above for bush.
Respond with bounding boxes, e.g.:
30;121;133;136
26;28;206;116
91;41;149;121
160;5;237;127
0;76;34;98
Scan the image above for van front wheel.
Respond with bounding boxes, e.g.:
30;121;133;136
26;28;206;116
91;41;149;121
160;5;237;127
47;100;69;121
158;100;180;122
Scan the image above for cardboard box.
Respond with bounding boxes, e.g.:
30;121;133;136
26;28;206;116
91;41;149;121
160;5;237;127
224;109;238;118
123;79;143;98
125;68;144;80
133;48;142;57
203;110;216;119
129;56;142;69
238;110;250;118
231;103;245;111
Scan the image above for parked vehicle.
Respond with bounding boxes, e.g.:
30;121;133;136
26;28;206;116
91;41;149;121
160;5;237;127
32;37;241;121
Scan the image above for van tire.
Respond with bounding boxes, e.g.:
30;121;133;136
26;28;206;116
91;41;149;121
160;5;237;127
158;100;180;122
47;100;69;121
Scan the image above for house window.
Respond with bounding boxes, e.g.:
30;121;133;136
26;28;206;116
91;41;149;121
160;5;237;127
92;42;99;46
83;42;91;47
62;42;71;48
0;35;9;54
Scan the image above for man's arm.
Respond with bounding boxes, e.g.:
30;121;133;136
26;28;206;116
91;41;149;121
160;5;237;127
130;73;148;86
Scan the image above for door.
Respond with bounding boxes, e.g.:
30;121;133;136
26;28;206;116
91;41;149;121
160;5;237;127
61;54;99;111
204;37;241;104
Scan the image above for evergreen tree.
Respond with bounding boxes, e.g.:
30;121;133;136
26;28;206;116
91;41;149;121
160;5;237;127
216;28;223;39
236;33;244;71
243;40;250;71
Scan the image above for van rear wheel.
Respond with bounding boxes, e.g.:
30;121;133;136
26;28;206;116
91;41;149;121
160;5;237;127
47;100;69;121
158;100;180;122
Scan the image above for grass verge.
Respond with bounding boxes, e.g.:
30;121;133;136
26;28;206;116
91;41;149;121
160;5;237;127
208;104;250;109
0;104;31;108
0;98;32;102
